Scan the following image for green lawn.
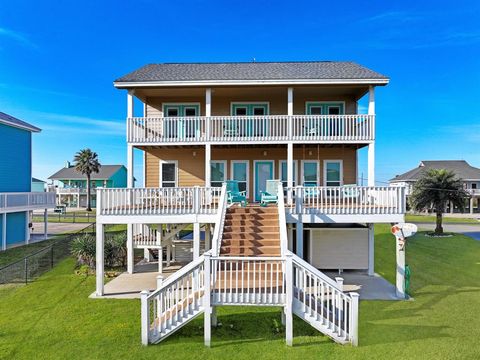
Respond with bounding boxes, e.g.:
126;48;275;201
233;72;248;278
405;214;479;224
0;225;479;359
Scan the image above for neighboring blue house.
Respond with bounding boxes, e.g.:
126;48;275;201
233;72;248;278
0;112;55;250
49;164;128;208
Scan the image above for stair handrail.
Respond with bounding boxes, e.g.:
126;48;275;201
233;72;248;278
211;183;228;256
286;250;343;291
277;182;288;256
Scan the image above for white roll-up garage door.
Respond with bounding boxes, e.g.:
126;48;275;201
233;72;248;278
309;228;368;270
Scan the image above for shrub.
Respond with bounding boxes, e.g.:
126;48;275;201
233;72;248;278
71;234;96;268
105;232;127;268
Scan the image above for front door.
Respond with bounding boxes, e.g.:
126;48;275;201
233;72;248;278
254;161;274;201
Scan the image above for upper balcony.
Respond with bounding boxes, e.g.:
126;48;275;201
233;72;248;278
127;114;374;146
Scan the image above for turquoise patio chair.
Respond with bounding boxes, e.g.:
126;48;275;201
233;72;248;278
303;182;319;197
261;180;280;206
226;180;247;206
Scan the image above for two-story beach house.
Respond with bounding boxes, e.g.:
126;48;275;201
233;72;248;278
390;160;480;214
94;62;406;347
49;164;128;208
0;112;55;250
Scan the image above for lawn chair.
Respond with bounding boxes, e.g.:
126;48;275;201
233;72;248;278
342;184;360;205
261;180;280;206
226;180;247;206
302;182;319;197
223;119;239;137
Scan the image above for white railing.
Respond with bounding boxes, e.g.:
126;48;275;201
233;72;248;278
276;182;288;256
127;115;374;144
211;184;228;256
56;188;88;195
141;255;206;344
98;186;222;216
0;192;56;212
211;256;285;306
133;224;160;247
466;189;480;196
287;186;405;215
289;251;359;345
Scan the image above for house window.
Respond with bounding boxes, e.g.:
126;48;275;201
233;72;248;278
324;160;343;186
279;160;297;188
302;161;319;186
211;161;226;188
231;161;249;195
160;161;177;188
306;102;345;115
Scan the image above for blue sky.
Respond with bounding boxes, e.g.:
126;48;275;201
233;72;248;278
1;0;479;186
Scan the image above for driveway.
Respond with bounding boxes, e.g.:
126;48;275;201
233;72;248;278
414;222;480;241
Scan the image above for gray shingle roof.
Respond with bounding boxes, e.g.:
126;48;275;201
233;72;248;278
115;61;388;84
49;165;125;181
32;177;46;183
0;112;41;132
390;160;480;182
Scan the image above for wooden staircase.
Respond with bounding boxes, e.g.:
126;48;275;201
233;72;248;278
220;206;281;257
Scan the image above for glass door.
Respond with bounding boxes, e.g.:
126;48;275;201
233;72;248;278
254;161;274;201
231;103;269;137
164;104;200;139
231;161;249;197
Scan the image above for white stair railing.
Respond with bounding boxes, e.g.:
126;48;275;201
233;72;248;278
276;182;288;256
141;254;206;345
287;250;359;345
211;183;228;256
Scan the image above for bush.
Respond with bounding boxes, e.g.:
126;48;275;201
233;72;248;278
71;234;96;268
70;231;127;270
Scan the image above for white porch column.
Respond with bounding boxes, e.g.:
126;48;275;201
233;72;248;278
287;87;293;136
287;223;293;251
285;252;293;346
127;144;134;188
205;88;212;140
296;222;303;258
127;224;134;274
367;86;375;187
204;252;212;347
368;223;375;276
1;213;6;251
193;222;200;259
205;144;211;188
96;222;104;296
287;142;293;205
157;226;163;273
205;224;211;251
44;209;48;240
470;197;474;214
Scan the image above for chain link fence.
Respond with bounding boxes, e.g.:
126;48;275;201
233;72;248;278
0;223;98;285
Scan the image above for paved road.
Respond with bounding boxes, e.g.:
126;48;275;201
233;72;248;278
30;222;91;242
415;222;480;241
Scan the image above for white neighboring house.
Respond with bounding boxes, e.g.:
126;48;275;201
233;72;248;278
390;160;480;214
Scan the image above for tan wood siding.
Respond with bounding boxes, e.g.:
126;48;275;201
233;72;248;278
309;228;368;270
144;146;357;199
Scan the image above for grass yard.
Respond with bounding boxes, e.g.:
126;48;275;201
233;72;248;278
405;213;479;224
1;225;480;359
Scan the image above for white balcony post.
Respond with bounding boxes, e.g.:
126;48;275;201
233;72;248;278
205;224;211;251
287;87;293;138
44;209;48;240
127;144;134;188
1;213;6;251
140;290;150;345
335;277;344;291
287;223;293;251
127;224;134;274
157;226;163;273
350;292;360;346
367;143;375;187
287;142;293;205
296;222;303;258
156;274;164;289
368;223;375;276
285;253;293;346
205;88;211;140
205;144;211;188
204;252;212;347
193;222;200;259
96;222;104;296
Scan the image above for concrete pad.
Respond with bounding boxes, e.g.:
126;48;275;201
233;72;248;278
90;261;184;299
325;271;400;300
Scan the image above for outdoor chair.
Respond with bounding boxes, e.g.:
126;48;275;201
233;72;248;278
261;180;280;206
226;180;247;206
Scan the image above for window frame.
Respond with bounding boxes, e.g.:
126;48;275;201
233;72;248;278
159;160;178;188
323;160;343;187
305;101;346;115
210;160;227;188
230;160;250;197
279;160;298;188
301;160;320;186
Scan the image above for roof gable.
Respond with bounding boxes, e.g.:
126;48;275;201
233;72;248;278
390;160;480;182
49;165;126;181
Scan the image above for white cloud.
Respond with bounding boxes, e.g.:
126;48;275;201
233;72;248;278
0;26;37;48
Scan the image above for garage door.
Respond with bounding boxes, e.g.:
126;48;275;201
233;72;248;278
309;228;368;270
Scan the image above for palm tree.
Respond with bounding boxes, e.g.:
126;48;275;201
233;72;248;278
409;169;469;234
73;149;101;212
